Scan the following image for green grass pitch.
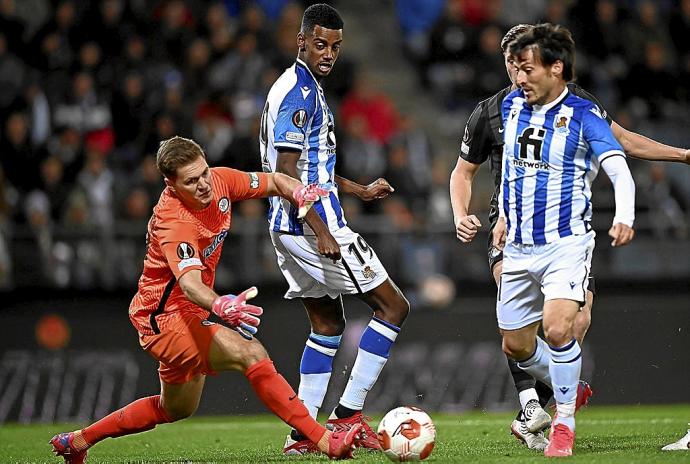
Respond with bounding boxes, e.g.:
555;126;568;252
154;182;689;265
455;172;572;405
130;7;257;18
2;405;688;463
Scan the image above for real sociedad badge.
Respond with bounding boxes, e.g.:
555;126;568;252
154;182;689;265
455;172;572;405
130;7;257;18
554;115;570;135
218;197;229;213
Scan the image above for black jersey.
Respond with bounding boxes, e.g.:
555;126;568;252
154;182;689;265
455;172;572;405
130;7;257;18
459;83;613;195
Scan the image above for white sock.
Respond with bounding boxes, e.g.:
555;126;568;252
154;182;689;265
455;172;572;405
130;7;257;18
517;337;552;385
299;373;332;418
519;388;540;411
298;333;340;419
339;318;399;410
549;339;581;430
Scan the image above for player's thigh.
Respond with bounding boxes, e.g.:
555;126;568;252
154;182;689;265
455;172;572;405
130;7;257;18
496;244;542;331
491;260;503;288
160;374;206;420
271;231;342;299
140;312;221;385
272;227;389;297
540;232;595;305
208;324;268;373
356;278;409;326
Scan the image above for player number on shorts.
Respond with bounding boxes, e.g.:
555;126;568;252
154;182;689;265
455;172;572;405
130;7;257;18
517;127;546;161
348;235;373;265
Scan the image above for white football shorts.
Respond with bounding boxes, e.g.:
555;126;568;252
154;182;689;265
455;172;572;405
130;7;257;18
270;226;389;299
496;231;595;330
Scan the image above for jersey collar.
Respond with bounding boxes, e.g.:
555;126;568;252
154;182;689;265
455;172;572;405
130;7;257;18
295;58;323;91
531;86;569;113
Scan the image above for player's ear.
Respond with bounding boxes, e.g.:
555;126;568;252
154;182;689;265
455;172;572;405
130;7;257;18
297;31;306;52
164;177;174;192
552;60;563;78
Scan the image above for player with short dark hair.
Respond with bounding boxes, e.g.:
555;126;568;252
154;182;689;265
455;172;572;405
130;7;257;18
499;23;637;457
49;136;362;463
260;3;410;454
450;22;689;452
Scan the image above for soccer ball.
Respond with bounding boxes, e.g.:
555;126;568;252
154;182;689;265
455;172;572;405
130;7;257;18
377;406;436;461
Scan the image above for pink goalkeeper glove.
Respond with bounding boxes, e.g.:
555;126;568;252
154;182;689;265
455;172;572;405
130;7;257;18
293;184;330;219
211;286;263;340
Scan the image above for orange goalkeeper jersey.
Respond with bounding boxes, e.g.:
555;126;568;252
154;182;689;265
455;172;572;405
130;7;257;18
129;167;268;335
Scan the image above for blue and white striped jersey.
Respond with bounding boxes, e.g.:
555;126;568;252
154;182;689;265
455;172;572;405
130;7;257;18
259;58;346;235
500;87;625;244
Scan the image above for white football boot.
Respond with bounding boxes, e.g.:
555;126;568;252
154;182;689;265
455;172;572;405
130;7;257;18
662;426;690;451
523;399;552;433
510;419;549;451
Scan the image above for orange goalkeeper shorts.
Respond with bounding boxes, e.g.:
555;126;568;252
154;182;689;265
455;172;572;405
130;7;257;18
139;311;221;384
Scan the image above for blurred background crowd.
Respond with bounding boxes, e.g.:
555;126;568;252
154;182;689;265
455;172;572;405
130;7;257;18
1;0;688;302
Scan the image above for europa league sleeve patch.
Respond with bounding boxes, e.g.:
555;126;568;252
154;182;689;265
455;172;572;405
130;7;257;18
176;242;202;271
292;109;308;128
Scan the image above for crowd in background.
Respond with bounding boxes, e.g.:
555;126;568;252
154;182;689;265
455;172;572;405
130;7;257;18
0;0;688;293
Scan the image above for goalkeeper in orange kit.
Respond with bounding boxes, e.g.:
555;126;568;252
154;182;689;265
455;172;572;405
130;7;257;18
49;136;362;462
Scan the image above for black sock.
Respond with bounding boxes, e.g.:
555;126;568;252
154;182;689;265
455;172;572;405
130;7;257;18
290;429;306;441
535;381;553;408
507;356;536;419
507;355;536;393
334;404;358;419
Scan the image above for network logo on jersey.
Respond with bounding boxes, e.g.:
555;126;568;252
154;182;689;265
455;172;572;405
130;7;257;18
203;230;229;259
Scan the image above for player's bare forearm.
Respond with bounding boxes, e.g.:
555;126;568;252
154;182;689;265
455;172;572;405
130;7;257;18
449;158;481;222
179;270;218;312
612;122;690;164
450;158;482;243
266;172;302;203
335;174;394;201
334;174;365;197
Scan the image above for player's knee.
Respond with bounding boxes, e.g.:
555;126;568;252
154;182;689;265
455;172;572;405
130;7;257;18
241;341;269;369
378;293;410;326
502;337;529;360
311;316;346;336
162;401;198;421
543;324;572;347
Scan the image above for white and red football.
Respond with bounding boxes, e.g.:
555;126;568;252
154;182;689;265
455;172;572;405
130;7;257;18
377;406;436;461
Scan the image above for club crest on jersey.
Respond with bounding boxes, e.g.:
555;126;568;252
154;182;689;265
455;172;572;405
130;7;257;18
362;265;377;280
554;115;571;135
248;172;259;189
218;197;229;213
292;109;307;128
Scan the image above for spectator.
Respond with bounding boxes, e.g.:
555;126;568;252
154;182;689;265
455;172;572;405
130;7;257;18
0;33;26;114
53;72;112;134
0;111;41;193
340;72;399;145
339;115;388;189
